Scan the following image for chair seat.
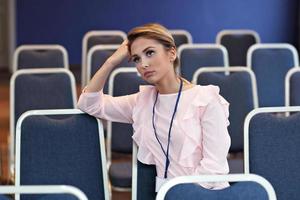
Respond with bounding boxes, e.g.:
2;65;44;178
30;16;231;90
165;182;269;200
109;161;132;188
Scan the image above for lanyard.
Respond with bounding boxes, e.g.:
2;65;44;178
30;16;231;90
152;78;183;178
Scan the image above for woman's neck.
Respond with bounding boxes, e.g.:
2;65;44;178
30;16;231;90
155;72;181;94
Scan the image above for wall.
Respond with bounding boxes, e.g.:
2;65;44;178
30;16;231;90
16;0;299;64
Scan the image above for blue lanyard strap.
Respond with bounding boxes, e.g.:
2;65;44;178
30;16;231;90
152;78;183;178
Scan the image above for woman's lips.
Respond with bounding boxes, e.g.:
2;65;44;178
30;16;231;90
144;71;155;78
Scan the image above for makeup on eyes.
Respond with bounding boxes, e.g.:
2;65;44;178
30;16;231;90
131;48;156;64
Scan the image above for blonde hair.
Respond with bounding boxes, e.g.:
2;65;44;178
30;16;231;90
127;23;179;69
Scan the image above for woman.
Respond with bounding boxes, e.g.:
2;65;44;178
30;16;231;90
77;23;231;191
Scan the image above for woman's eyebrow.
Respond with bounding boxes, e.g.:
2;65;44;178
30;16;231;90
142;46;155;53
132;46;155;57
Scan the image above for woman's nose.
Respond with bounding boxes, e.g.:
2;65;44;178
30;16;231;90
141;60;149;68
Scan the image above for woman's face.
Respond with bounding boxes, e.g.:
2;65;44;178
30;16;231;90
130;37;176;84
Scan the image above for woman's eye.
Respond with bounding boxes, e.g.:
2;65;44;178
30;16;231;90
146;50;155;57
132;57;140;63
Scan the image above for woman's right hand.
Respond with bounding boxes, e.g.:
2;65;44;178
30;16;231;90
84;40;129;93
106;40;129;67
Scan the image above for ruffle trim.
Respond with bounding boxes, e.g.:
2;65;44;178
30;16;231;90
178;85;230;167
132;86;157;165
132;85;230;167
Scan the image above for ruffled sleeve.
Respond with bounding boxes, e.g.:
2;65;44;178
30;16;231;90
194;85;231;188
131;86;157;165
177;85;230;188
77;89;138;123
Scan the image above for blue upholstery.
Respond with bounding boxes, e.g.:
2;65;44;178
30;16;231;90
90;49;133;93
14;72;75;128
87;35;124;51
136;161;156;200
19;113;107;200
220;34;257;66
197;72;255;153
251;48;296;106
227;158;244;174
25;194;78;200
180;48;226;81
164;182;268;200
0;195;9;200
171;34;189;48
109;70;147;188
111;71;147;153
248;112;300;200
109;162;132;188
289;71;300;106
18;50;65;69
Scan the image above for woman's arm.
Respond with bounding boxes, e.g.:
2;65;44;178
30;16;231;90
84;40;129;93
78;92;137;123
78;40;138;123
194;97;231;188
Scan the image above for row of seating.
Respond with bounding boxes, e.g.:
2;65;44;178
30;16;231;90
8;66;300;198
7;29;298;199
13;108;281;200
12;40;299;109
15;106;300;200
133;105;300;200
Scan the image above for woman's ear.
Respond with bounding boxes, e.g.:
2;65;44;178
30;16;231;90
168;47;177;62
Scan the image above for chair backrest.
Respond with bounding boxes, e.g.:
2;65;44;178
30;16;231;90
85;45;134;91
247;43;299;107
0;185;88;200
177;44;229;81
156;174;276;200
244;106;300;200
12;45;69;73
107;67;147;166
169;30;193;48
193;67;258;153
9;68;77;176
285;68;300;106
216;30;260;66
15;109;110;200
132;143;157;200
81;30;126;88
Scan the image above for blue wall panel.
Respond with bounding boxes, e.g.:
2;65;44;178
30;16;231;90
17;0;299;64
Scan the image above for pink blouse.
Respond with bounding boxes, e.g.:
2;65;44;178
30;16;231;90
77;85;231;189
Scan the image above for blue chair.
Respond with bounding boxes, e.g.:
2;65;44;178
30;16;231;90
0;185;87;200
15;109;110;200
169;30;193;48
107;67;147;191
86;45;134;91
193;67;258;173
9;68;77;177
247;43;299;107
12;45;69;73
285;68;300;106
244;106;300;200
178;44;229;81
81;30;126;88
132;143;157;200
216;30;260;66
156;174;276;200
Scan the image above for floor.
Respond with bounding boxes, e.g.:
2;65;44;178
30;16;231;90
0;66;131;200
